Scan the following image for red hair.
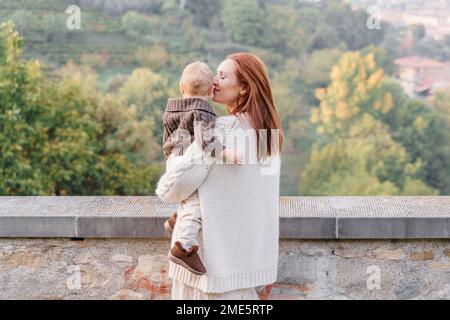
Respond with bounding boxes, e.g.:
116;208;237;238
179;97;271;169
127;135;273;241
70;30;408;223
227;52;284;159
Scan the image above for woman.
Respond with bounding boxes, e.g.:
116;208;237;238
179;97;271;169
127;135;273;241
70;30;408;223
156;52;284;299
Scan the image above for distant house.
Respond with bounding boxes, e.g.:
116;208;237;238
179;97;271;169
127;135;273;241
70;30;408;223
368;7;450;41
394;56;450;100
403;11;450;41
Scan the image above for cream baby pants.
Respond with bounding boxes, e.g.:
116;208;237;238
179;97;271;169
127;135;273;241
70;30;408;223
175;190;202;250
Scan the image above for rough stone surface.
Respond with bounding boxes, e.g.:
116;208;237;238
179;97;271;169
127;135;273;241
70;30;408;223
2;238;450;299
410;251;434;261
111;254;133;264
372;247;406;260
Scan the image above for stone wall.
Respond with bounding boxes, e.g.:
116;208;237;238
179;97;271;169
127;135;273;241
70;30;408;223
1;238;450;300
1;196;449;300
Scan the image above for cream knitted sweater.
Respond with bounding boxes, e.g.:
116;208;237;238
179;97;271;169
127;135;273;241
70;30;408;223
156;113;281;293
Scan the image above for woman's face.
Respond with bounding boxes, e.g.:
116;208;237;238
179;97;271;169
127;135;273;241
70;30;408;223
213;59;245;107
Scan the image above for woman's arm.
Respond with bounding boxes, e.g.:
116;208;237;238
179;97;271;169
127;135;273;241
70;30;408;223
155;142;212;203
156;115;237;203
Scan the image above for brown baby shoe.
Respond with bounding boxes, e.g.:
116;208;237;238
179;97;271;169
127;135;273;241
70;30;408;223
164;212;177;237
168;241;206;275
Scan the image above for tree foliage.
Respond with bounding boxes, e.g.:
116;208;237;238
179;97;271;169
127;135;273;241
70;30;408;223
222;0;268;47
302;51;437;195
0;22;162;195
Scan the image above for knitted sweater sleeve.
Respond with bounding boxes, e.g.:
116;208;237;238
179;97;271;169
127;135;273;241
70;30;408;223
155;142;211;203
155;115;237;203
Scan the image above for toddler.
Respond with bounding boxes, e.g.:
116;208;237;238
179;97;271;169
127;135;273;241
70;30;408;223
162;61;242;275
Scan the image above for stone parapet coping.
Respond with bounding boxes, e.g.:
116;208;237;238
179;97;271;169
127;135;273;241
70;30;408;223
0;196;449;239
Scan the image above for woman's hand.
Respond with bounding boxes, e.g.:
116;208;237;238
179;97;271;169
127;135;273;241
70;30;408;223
221;148;244;165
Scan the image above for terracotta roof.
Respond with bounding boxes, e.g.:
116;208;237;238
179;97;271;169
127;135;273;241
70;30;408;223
394;56;447;69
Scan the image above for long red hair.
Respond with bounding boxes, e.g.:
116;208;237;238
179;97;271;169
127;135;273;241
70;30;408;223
227;52;284;159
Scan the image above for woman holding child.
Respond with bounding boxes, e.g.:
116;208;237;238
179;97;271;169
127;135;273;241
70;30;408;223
156;52;283;300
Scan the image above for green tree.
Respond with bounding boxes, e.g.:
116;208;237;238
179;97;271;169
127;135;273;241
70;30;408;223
302;51;437;195
0;22;50;194
121;11;159;39
118;68;169;111
0;22;162;195
323;1;384;51
430;90;450;194
375;80;450;195
117;67;172;143
411;24;426;41
5;10;39;35
222;0;267;47
265;4;314;56
183;0;221;28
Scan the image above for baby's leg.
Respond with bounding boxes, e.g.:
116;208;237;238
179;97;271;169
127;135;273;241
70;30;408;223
175;192;202;250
